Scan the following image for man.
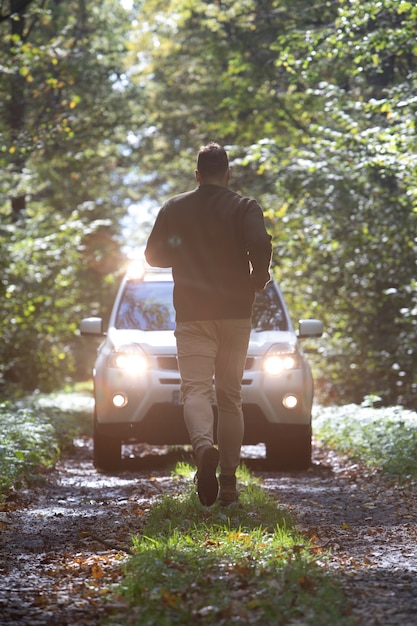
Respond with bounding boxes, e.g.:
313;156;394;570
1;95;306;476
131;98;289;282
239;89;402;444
145;142;272;506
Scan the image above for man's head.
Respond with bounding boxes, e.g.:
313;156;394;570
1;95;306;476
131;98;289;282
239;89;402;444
195;142;230;186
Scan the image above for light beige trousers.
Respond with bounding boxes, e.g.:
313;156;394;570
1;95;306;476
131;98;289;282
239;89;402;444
175;318;251;475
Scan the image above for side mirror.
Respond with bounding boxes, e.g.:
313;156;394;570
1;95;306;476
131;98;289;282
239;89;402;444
80;317;104;336
298;319;323;339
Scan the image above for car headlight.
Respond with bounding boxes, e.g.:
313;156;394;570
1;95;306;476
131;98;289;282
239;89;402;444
109;345;148;375
263;344;300;375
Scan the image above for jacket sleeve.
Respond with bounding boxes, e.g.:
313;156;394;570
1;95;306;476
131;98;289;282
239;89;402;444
144;206;174;268
243;199;272;291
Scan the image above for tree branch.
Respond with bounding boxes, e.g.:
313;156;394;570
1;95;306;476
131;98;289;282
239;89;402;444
0;0;36;23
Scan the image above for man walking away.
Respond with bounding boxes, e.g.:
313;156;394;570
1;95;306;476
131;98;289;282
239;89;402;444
145;142;272;506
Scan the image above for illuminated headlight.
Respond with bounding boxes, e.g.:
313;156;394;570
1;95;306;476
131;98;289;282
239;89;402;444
113;393;128;408
283;394;298;409
109;346;148;374
263;345;300;376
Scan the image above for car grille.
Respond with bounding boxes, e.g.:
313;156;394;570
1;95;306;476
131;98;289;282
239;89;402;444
157;356;255;370
157;357;178;370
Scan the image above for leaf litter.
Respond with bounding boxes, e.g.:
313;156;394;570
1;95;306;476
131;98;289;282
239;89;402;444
1;438;417;624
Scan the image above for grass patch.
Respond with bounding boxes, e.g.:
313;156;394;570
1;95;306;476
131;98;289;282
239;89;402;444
314;401;417;480
114;465;353;625
0;384;93;499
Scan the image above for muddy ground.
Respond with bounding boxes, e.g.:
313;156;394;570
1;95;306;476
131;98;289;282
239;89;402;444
1;438;417;625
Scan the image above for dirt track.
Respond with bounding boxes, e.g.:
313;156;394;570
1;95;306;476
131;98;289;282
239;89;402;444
1;438;417;625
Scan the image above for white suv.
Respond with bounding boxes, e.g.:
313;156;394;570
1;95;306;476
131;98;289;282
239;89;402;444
80;263;322;471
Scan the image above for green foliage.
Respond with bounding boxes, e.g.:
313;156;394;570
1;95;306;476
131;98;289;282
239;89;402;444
1;0;417;406
0;387;93;498
0;403;59;495
314;403;417;480
0;0;138;391
126;0;417;409
0;211;125;391
273;0;417;407
116;465;352;625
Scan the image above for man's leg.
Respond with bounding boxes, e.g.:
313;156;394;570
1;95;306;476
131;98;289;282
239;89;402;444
175;321;217;452
175;321;219;505
214;319;251;494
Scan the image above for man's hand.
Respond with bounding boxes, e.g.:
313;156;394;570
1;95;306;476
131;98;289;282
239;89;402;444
250;272;271;292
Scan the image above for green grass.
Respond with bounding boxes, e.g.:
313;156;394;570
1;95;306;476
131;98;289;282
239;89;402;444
113;465;353;626
314;400;417;480
0;383;93;498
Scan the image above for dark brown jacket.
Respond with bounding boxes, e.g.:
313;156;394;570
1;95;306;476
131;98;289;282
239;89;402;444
145;184;272;322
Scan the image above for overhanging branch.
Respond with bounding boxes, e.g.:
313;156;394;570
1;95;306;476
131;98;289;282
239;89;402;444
0;0;36;23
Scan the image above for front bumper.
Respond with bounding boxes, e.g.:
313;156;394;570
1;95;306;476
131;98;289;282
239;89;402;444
94;354;313;444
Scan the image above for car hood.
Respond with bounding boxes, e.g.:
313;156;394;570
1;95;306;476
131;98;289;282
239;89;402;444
107;328;298;356
107;328;177;355
248;330;298;355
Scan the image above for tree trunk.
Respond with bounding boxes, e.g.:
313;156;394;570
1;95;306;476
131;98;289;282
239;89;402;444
8;1;32;217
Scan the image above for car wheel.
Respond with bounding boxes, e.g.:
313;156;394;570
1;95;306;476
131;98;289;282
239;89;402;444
93;414;121;470
265;424;311;470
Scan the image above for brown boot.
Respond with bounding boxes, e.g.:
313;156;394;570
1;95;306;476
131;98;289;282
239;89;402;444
219;474;238;506
196;446;219;506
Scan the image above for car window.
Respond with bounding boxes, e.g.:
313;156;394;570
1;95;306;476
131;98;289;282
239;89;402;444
115;281;175;331
115;279;287;332
252;283;288;331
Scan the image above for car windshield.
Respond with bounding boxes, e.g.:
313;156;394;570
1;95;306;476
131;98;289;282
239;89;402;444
252;283;287;331
115;280;287;331
115;281;175;331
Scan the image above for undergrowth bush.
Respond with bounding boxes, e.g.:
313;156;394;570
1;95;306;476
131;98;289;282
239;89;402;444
0;386;93;498
0;404;59;494
314;401;417;480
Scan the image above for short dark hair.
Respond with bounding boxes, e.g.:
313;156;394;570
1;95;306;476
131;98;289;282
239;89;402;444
196;142;229;178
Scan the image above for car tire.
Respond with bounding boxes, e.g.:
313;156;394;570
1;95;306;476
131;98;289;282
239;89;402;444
265;424;311;470
93;413;122;471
